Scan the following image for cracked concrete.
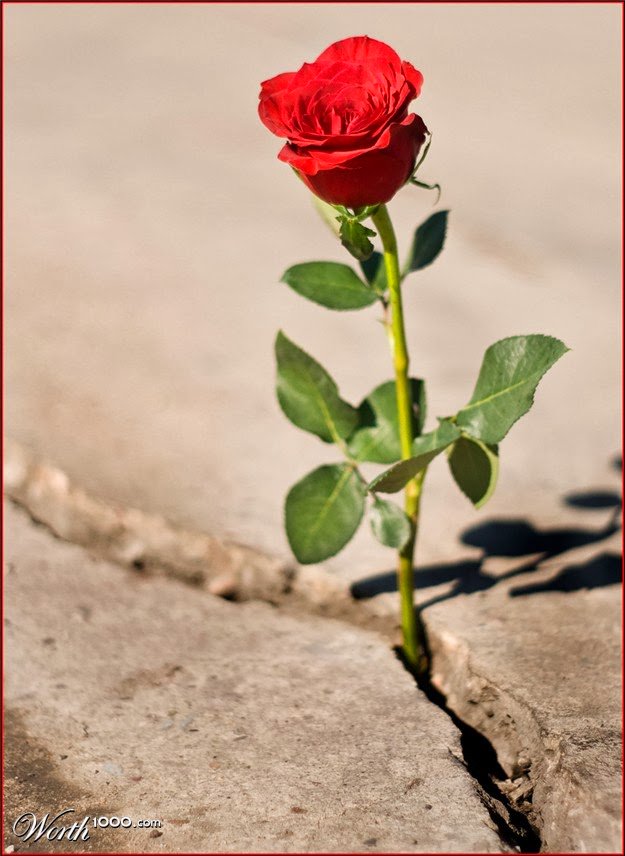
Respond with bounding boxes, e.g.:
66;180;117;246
4;3;622;852
424;554;622;852
6;443;622;851
5;501;503;853
4;438;293;603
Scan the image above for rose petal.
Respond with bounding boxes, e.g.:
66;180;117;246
280;113;427;175
289;114;429;208
314;35;403;70
401;61;424;97
258;72;298;136
259;35;426;193
259;71;296;98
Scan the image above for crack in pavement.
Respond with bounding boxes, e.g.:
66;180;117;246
4;438;617;852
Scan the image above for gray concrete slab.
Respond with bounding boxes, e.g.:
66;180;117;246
424;543;622;852
4;501;503;853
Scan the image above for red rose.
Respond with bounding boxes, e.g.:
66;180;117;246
258;36;428;209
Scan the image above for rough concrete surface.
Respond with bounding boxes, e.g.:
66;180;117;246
4;502;503;853
425;542;622;852
5;4;622;853
4;438;293;602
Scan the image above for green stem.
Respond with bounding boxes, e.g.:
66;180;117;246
371;204;428;675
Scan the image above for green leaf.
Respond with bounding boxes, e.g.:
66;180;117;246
448;436;499;509
405;210;449;273
359;252;388;295
370;497;412;550
281;262;377;311
275;331;358;443
285;464;366;564
339;217;376;261
368;420;461;494
456;335;569;444
347;379;426;464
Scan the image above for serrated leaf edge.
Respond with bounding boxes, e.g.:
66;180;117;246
457;334;570;443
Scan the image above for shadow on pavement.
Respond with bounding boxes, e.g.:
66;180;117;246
563;489;621;510
508;552;622;596
351;480;622;608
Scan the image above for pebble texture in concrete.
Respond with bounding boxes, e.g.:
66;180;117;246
5;502;503;853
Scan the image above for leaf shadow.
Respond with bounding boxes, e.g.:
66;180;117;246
563;489;622;510
351;486;621;609
508;552;621;597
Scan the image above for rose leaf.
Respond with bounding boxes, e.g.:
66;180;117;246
339;217;376;261
370;496;412;550
368;419;461;494
404;210;449;274
285;464;366;563
447;436;499;509
281;262;377;310
275;332;359;444
455;335;569;444
347;378;426;464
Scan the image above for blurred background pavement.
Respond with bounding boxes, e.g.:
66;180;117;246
5;2;621;580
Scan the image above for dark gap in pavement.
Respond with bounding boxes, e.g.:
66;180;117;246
394;647;542;854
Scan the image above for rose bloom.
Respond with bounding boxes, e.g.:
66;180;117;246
258;36;427;209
